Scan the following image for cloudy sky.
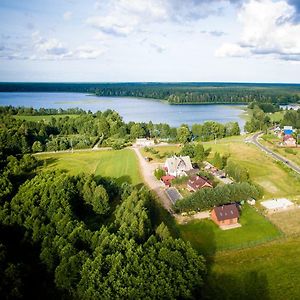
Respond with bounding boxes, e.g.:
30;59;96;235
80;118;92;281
0;0;300;82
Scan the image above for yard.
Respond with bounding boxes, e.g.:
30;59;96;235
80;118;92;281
204;137;300;199
177;205;281;255
36;149;142;185
140;145;181;162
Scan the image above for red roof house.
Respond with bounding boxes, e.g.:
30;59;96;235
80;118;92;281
187;176;213;192
211;204;240;227
161;175;175;187
283;134;296;147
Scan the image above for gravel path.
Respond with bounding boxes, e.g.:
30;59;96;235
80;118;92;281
132;147;174;212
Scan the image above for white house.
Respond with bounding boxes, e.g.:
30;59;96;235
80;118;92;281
164;156;193;177
135;138;155;147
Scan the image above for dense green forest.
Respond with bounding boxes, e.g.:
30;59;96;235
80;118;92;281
0;108;207;298
1;82;300;104
0;106;241;157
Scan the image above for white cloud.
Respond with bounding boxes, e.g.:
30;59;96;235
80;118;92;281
63;11;73;21
215;42;250;57
216;0;300;61
87;0;232;37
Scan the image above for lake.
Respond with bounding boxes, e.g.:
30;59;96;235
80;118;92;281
0;92;246;128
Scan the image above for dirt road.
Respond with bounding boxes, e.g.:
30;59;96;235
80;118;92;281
132;147;174;212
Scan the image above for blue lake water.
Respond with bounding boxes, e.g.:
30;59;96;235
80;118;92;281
0;92;246;128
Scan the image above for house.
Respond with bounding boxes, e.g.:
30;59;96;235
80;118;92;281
164;156;193;177
282;134;296;147
161;175;175;187
211;204;240;227
283;126;294;135
187;176;213;192
135;138;155;147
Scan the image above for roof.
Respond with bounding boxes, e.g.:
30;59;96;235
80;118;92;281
185;168;200;176
284;126;293;130
165;187;182;204
213;204;239;221
284;130;293;135
161;175;175;183
165;156;193;175
283;134;295;141
188;176;212;190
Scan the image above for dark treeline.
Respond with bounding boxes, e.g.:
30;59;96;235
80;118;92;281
0;106;240;157
0;169;206;299
0;106;86;115
281;109;300;129
1;82;300;104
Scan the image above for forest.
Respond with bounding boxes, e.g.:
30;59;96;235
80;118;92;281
1;82;300;104
0;106;240;157
0;109;207;298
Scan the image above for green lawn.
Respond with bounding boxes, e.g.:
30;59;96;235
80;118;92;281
140;145;181;162
14;114;79;122
204;138;300;199
36;149;142;185
178;205;281;255
205;237;300;300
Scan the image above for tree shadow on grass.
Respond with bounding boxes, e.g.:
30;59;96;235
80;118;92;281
204;270;270;300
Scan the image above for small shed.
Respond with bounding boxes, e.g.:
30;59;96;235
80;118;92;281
211;204;240;226
161;175;175;187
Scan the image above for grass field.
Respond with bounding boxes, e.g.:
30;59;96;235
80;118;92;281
36;149;142;185
140;145;181;162
269;110;285;122
267;208;300;236
177;205;281;255
205;236;300;300
204;136;300;199
14;114;79;122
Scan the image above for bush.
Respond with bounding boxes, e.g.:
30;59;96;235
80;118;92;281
154;168;166;180
284;148;296;155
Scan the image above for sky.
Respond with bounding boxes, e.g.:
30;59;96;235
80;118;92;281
0;0;300;83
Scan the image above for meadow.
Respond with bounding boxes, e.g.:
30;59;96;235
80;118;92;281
205;236;300;300
177;205;281;255
36;149;142;185
204;136;300;200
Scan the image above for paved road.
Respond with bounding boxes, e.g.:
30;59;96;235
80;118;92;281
250;132;300;174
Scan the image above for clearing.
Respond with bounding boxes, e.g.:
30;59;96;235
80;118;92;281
36;149;142;185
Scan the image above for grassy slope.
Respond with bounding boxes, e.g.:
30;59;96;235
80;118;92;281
178;205;281;255
36;149;142;185
204;136;300;199
14;114;79;122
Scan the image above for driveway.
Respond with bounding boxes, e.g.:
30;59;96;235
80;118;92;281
132;147;174;212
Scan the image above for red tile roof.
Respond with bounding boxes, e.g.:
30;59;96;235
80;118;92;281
187;176;213;191
213;204;239;221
